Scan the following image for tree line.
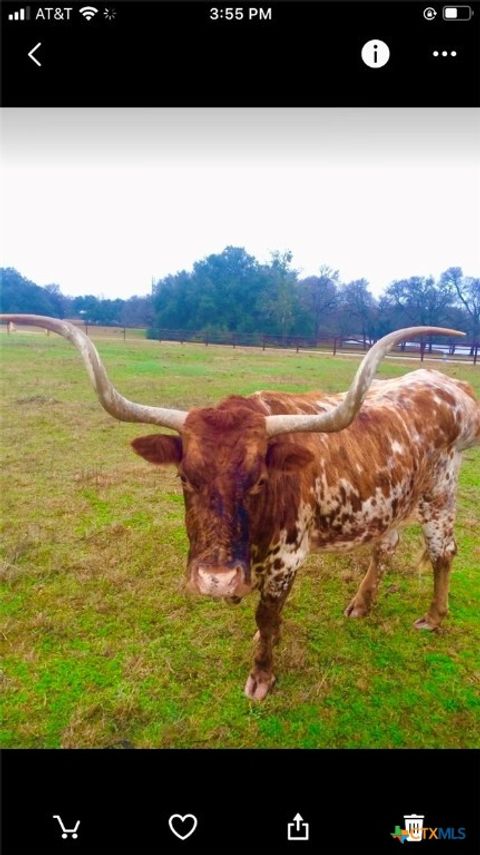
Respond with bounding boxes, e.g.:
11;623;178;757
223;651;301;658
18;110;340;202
1;249;479;343
150;248;479;344
0;268;155;328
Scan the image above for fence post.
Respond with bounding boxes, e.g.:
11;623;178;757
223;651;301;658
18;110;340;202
123;327;126;341
205;336;208;347
420;340;425;362
232;335;236;349
296;339;300;353
333;337;337;356
474;345;478;366
262;335;266;351
85;323;89;336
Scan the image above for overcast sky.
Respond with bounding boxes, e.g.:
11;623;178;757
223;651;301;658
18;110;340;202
2;108;479;298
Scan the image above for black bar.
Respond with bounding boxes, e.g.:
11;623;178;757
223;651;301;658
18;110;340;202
2;2;479;106
1;749;479;855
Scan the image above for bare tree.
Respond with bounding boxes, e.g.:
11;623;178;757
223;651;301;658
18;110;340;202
298;265;339;342
440;267;480;352
383;275;455;351
339;279;377;347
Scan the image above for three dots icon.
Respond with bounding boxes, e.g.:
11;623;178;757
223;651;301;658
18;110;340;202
432;50;458;56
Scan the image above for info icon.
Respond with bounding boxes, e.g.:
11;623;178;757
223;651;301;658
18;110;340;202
361;39;390;68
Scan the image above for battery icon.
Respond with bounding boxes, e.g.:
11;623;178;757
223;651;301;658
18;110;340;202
443;5;473;18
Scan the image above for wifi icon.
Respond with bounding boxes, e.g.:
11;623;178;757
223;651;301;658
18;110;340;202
79;6;99;20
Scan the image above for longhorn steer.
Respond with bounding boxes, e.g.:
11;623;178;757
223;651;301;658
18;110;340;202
3;315;479;701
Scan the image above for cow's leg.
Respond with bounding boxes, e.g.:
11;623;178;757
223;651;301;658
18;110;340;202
244;572;295;702
414;515;457;631
414;465;459;631
344;529;399;618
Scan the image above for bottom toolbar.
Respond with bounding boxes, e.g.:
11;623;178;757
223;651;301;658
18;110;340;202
1;749;478;854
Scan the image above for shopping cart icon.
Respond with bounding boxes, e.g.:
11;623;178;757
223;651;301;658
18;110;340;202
53;815;80;839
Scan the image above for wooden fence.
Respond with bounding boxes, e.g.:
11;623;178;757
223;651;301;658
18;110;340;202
154;328;479;365
3;321;479;364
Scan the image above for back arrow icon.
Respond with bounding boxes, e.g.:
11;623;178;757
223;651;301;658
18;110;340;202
28;42;42;66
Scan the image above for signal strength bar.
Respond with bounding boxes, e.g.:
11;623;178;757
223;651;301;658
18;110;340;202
8;6;30;20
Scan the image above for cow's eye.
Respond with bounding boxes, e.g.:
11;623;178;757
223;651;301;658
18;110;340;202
249;476;267;494
178;472;201;493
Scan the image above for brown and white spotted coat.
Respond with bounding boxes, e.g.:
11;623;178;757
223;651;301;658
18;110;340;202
2;315;479;701
133;370;479;700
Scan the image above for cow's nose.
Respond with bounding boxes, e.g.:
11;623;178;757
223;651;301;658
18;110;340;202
198;567;237;593
188;562;252;598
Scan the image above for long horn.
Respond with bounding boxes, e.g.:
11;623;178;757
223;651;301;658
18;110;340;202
0;314;187;432
265;326;466;437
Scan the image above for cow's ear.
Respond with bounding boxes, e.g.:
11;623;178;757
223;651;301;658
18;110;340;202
266;442;314;473
131;434;183;466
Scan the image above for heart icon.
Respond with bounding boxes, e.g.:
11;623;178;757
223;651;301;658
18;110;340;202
168;814;198;841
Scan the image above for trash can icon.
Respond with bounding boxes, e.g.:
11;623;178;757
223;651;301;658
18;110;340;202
404;815;424;842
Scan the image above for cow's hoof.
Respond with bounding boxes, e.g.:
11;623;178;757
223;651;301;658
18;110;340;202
344;599;369;618
414;616;438;631
244;673;276;701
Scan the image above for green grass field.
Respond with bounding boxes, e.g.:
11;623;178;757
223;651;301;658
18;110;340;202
1;334;479;748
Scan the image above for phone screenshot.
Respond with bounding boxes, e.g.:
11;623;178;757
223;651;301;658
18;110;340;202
1;2;479;854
